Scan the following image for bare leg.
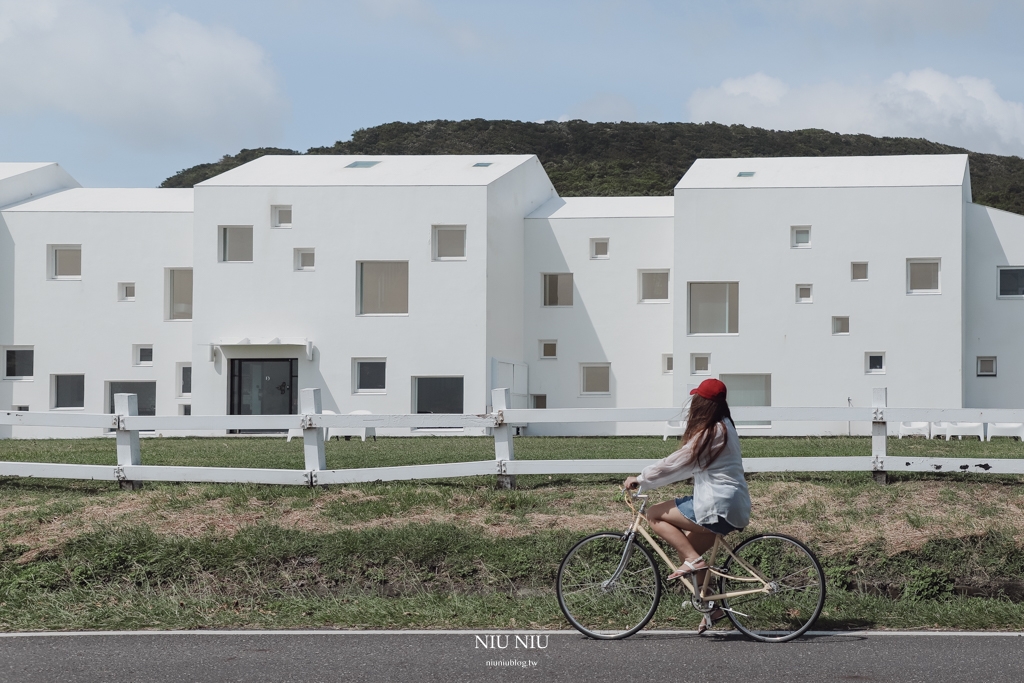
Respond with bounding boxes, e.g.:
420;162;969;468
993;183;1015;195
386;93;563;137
646;500;717;582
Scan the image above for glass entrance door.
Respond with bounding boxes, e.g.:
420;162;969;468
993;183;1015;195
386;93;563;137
229;359;298;429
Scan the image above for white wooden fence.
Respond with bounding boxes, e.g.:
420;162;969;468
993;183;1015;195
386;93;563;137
1;387;1023;488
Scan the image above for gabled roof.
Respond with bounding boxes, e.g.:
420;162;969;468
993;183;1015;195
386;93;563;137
197;155;540;187
528;196;674;220
676;154;970;190
0;162;54;182
4;188;193;213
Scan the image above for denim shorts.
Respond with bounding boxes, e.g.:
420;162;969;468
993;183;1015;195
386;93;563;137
675;496;741;535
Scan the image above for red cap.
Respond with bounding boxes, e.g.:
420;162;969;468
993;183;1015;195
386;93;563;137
690;378;727;401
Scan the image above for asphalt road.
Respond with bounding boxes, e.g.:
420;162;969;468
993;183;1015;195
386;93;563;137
1;630;1022;683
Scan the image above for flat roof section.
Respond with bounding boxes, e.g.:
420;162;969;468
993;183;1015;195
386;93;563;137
4;188;194;213
528;196;675;220
676;154;970;190
197;155;539;187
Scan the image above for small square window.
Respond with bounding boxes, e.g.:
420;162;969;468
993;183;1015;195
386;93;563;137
118;282;135;301
908;259;940;294
473;162;492;167
791;226;811;248
4;348;33;379
977;356;997;377
591;238;609;259
543;273;573;307
832;316;850;335
53;374;85;409
691;354;710;375
796;284;812;303
354;359;387;393
179;364;192;396
865;352;886;375
346;160;379;168
640;270;670;302
997;267;1024;298
180;404;192;416
663;354;674;374
49;245;81;279
531;394;547;409
295;248;315;271
433;225;467;260
221;226;253;262
272;205;292;228
581;364;610;395
540;340;557;358
737;171;755;177
134;345;153;366
851;262;868;281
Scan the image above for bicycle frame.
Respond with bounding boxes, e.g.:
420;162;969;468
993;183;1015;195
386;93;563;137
625;493;771;603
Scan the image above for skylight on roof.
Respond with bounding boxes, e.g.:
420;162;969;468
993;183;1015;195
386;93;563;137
346;161;380;169
737;171;755;177
473;162;492;167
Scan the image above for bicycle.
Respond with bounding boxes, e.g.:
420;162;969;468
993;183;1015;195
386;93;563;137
556;490;826;643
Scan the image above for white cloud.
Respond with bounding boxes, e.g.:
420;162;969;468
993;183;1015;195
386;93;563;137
558;94;639;123
0;0;287;150
689;70;1024;157
355;0;484;52
752;0;1002;36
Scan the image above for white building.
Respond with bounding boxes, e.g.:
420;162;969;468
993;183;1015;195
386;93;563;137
1;153;1022;438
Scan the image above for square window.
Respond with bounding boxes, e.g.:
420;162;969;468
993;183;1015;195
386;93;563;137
908;259;940;293
179;364;192;396
180;404;192;416
49;245;81;279
346;160;380;168
796;284;813;303
791;226;811;248
543;273;573;307
977;356;997;377
433;225;467;260
540;340;557;358
998;267;1024;298
640;270;670;302
691;354;710;375
832;316;850;335
720;373;771;426
358;261;409;314
53;374;85;409
134;345;153;366
118;282;135;301
581;363;611;395
295;248;315;271
168;269;193;320
354;359;387;393
220;226;253;262
413;376;464;414
4;348;33;379
663;354;674;374
866;352;886;374
531;394;547;409
591;238;609;259
688;282;738;334
851;262;868;281
272;205;292;228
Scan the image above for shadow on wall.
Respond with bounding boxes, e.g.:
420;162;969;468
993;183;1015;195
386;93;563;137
0;216;13;438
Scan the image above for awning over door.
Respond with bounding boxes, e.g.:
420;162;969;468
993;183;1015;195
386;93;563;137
210;337;313;361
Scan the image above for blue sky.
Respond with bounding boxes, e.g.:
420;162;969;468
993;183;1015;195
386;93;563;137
2;0;1023;187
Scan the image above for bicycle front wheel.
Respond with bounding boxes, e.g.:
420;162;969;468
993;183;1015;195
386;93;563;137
556;532;662;639
718;534;825;643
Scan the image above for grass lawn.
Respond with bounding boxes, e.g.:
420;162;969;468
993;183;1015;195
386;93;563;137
1;435;1023;632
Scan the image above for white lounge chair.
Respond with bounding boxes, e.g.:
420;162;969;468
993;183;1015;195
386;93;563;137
330;410;376;442
898;422;930;439
286;409;338;442
986;423;1024;441
943;422;985;441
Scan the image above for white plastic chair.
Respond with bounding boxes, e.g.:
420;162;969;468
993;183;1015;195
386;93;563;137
286;409;337;442
943;422;985;441
331;410;376;442
986;423;1024;441
663;419;687;442
930;422;950;440
898;422;930;439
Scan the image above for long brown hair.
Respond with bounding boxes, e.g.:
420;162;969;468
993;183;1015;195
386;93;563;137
679;394;733;470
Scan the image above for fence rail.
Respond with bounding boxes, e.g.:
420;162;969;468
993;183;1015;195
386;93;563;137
2;388;1023;488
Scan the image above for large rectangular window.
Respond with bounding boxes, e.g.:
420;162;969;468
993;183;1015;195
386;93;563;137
169;269;193;320
543;273;573;307
998;267;1024;298
414;376;464;414
907;259;940;294
221;226;253;262
53;374;85;409
359;261;409;314
639;270;670;302
4;349;33;379
720;373;770;426
49;245;81;279
688;282;738;334
108;381;157;416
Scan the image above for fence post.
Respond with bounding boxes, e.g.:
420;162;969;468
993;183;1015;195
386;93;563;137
114;393;142;490
492;387;516;490
300;388;326;484
871;387;888;485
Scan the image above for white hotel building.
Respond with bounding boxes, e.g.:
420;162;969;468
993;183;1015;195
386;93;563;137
1;153;1022;438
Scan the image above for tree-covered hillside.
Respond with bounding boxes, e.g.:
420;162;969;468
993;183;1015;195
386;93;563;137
161;121;1024;214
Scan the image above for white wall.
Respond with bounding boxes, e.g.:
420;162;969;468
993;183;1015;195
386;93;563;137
674;185;966;435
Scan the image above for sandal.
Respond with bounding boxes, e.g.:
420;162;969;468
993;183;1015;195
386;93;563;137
697;607;726;635
667;558;708;580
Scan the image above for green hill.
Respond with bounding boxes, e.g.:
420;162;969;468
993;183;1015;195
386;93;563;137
161;120;1024;214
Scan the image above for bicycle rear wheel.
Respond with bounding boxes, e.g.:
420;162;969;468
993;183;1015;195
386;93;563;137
556;532;662;639
718;534;825;643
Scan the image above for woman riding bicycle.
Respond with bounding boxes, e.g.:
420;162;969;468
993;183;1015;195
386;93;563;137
623;378;751;633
